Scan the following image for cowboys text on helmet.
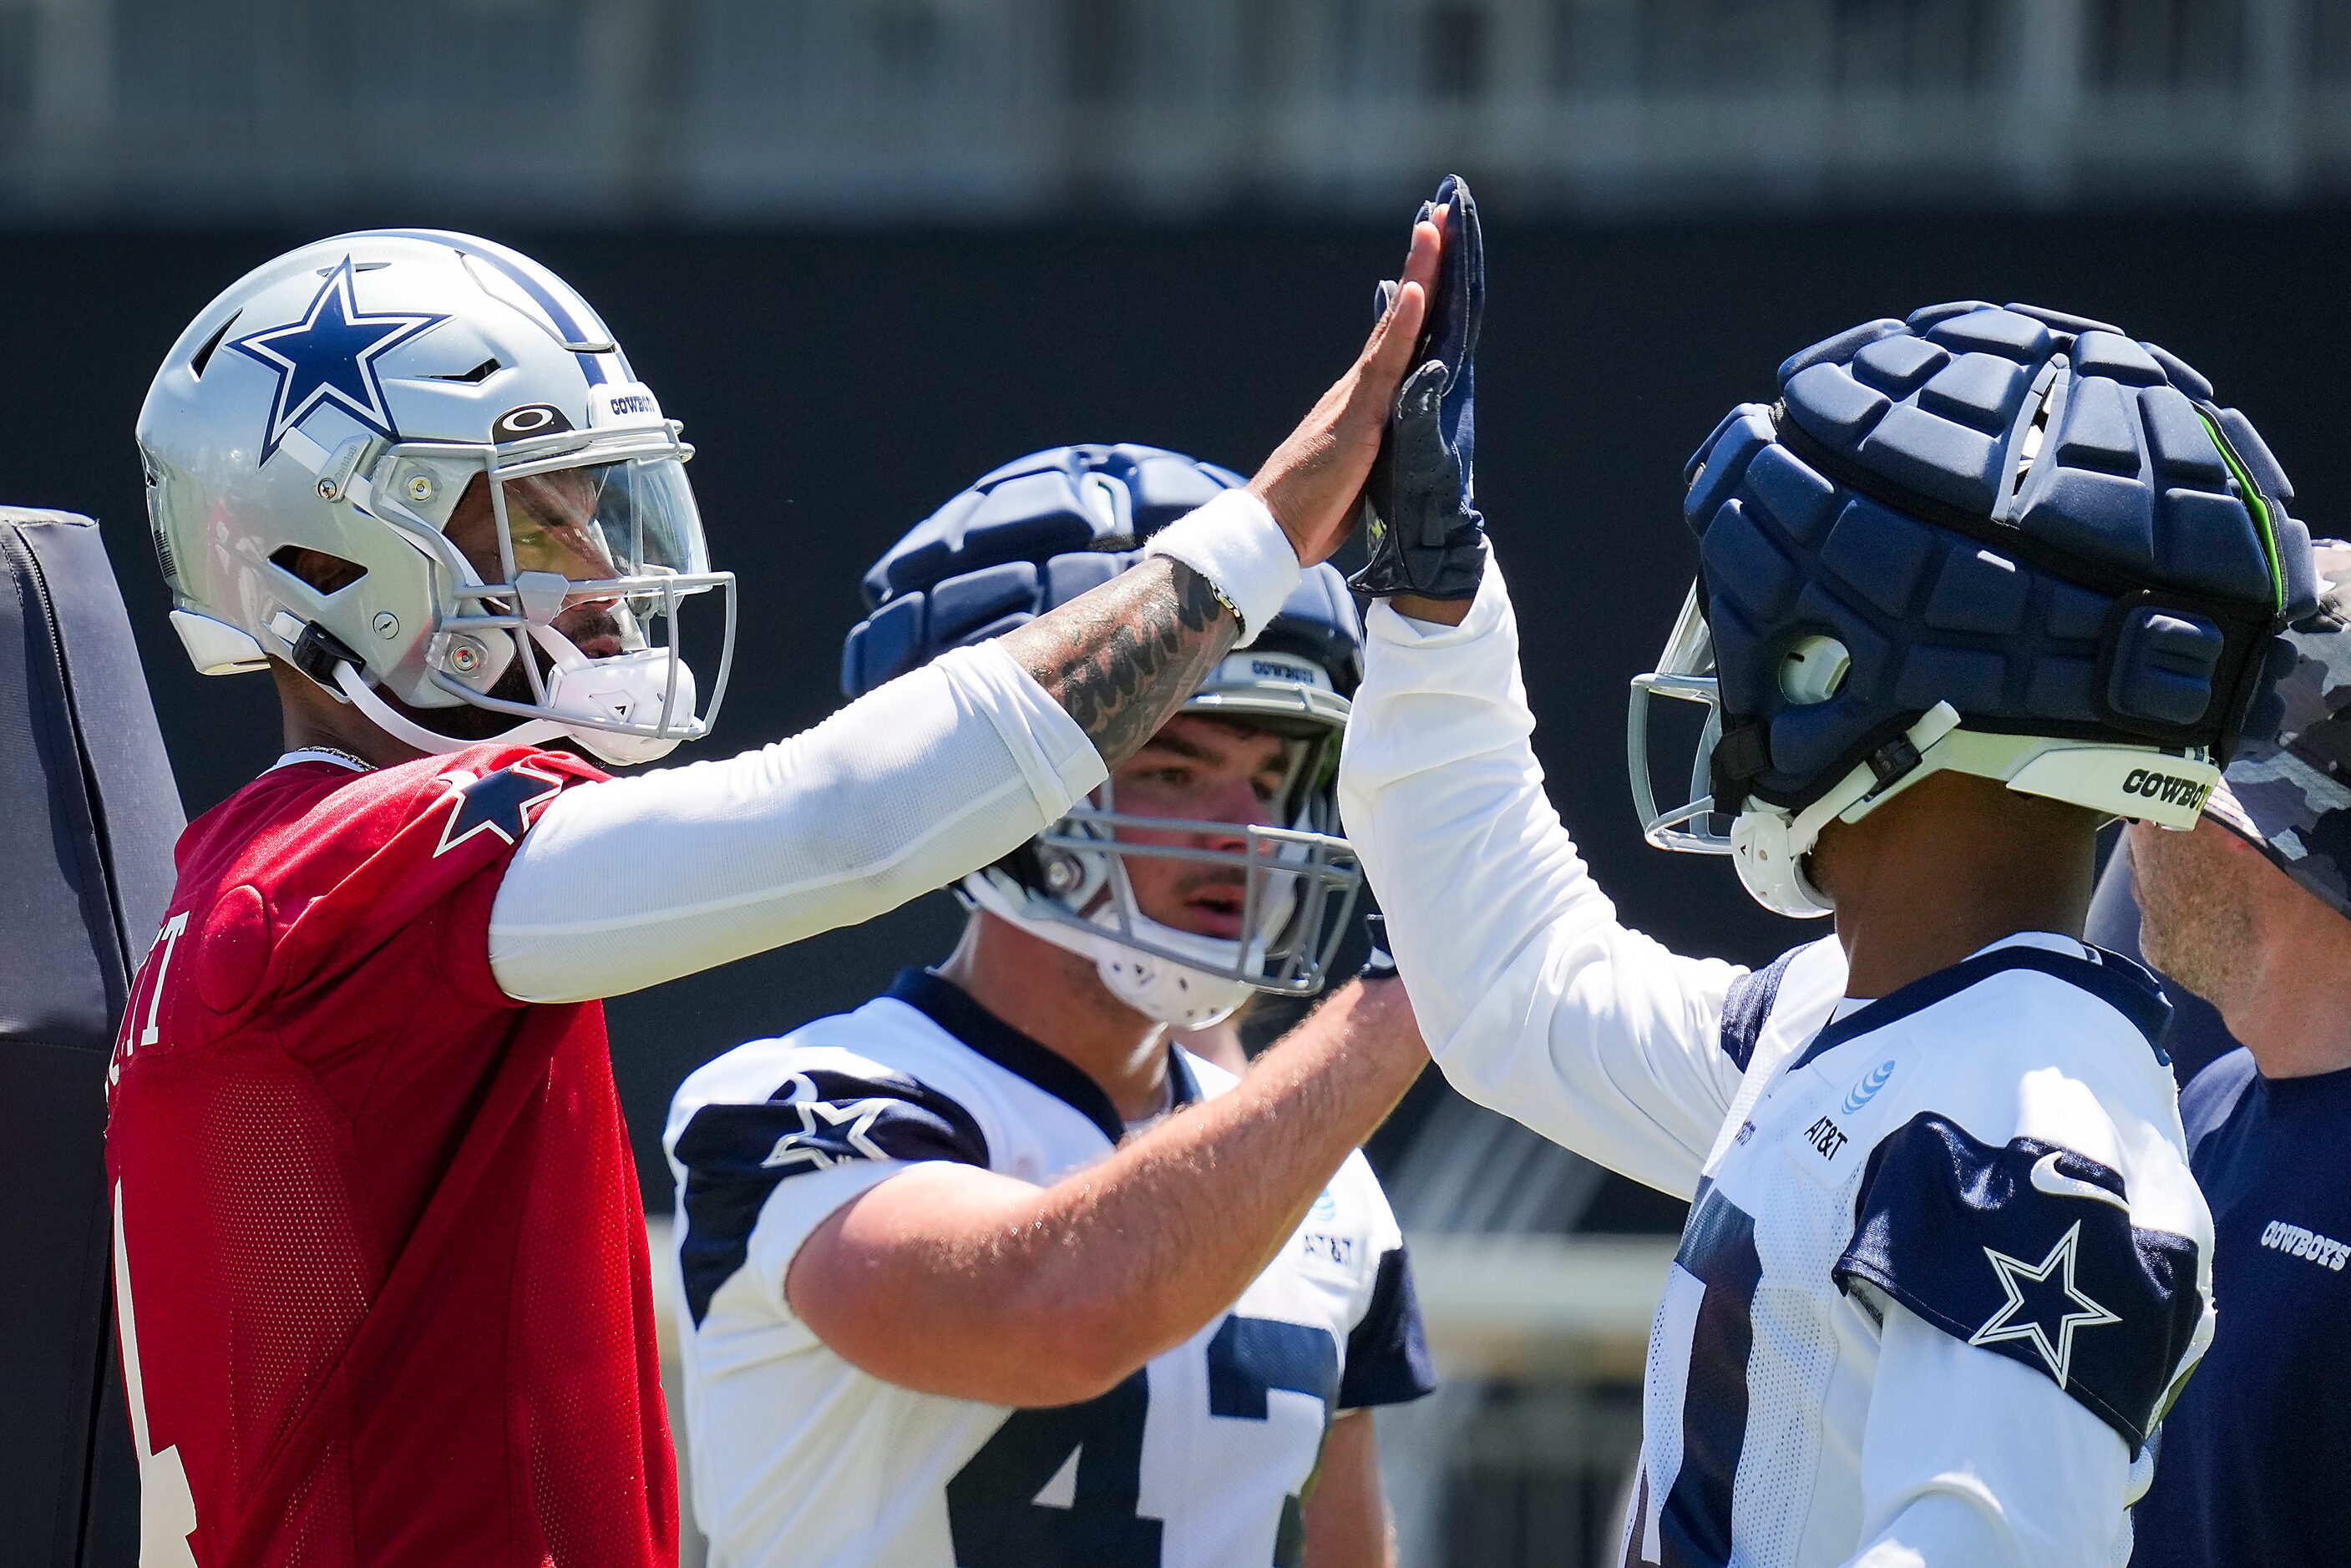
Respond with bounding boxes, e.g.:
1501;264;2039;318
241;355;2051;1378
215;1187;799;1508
1631;301;2318;917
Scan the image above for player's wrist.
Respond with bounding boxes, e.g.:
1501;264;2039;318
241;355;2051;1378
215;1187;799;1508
1143;488;1301;648
1390;592;1473;626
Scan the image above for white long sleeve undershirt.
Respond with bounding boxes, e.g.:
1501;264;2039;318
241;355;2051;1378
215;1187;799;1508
1335;561;1746;1200
487;640;1105;1004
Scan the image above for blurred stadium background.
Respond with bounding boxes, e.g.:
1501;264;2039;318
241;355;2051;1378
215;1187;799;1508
7;2;2349;1563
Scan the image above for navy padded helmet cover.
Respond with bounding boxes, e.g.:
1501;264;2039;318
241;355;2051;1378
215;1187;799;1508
843;443;1362;699
1685;301;2318;810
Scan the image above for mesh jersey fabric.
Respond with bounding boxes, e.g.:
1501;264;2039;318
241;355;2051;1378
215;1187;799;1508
104;744;676;1568
662;969;1433;1568
1619;935;2208;1568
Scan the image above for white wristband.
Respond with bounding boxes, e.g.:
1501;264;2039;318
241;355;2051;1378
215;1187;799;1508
1142;488;1302;648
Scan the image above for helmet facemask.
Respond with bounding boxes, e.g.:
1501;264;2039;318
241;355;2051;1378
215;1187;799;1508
339;417;735;766
963;657;1362;1028
141;231;742;771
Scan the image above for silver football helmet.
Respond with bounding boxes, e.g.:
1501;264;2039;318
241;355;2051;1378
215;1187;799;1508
138;230;733;766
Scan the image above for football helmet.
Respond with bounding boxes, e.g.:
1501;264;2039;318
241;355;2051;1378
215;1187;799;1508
844;443;1363;1028
139;230;733;766
1632;301;2317;918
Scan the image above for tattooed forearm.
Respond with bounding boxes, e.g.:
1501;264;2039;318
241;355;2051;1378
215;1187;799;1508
1002;558;1239;767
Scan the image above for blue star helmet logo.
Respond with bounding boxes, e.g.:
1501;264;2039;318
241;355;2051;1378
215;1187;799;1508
229;257;448;463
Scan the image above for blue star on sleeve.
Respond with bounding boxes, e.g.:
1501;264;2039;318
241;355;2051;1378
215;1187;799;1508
1833;1113;2203;1448
431;761;568;857
671;1067;991;1325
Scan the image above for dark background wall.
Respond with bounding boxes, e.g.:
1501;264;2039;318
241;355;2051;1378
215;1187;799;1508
6;211;2344;1198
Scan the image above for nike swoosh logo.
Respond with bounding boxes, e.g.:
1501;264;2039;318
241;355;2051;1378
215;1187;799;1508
2029;1151;2130;1212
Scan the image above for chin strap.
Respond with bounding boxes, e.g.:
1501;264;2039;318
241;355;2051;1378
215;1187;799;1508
295;619;568;759
1731;703;1963;918
299;618;685;766
1726;700;2221;918
331;662;568;756
960;869;1251;1029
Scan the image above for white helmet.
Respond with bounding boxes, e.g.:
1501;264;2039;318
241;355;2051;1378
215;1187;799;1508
138;230;733;766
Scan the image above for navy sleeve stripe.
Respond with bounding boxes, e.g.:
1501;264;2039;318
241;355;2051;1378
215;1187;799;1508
1718;947;1801;1072
673;1067;989;1326
1337;1245;1438;1409
1211;1317;1341;1418
1792;945;2172;1075
1832;1112;2203;1449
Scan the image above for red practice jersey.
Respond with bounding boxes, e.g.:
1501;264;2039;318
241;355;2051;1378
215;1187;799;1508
104;745;678;1568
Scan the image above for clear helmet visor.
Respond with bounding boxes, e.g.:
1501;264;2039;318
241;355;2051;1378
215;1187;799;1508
489;455;713;653
426;438;735;763
495;453;712;587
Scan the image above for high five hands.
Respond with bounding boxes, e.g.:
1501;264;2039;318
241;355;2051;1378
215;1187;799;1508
1294;175;1492;629
1244;175;1492;626
1245;202;1450;569
1358;175;1487;613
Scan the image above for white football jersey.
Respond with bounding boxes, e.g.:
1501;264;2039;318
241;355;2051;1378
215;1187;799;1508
1618;933;2212;1568
1337;563;2217;1568
662;968;1433;1568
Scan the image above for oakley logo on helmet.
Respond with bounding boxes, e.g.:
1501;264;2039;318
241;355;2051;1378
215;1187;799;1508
2122;768;2212;810
492;403;573;441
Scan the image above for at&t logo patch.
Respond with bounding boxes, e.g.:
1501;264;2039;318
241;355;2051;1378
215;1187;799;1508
1841;1060;1896;1115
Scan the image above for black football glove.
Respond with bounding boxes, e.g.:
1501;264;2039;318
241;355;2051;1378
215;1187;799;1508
1350;174;1487;601
1358;912;1399;984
